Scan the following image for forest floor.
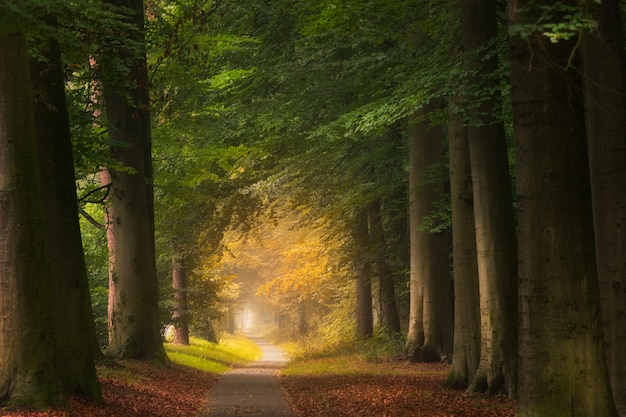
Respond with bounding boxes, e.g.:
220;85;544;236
1;360;515;417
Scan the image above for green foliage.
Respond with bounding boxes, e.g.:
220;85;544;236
509;0;599;43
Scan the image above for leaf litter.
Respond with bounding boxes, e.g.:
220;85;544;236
1;361;515;416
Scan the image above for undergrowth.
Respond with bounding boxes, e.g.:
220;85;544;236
283;327;410;376
164;333;261;373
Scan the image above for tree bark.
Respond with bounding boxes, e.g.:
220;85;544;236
368;199;401;334
407;102;453;361
463;0;518;396
0;30;64;408
445;89;481;388
172;256;190;345
354;209;373;339
581;1;626;414
30;34;102;401
509;1;617;414
297;300;308;336
103;0;168;364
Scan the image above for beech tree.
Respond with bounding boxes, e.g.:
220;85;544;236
0;28;63;408
30;30;102;400
368;198;401;334
172;256;190;345
406;101;453;361
101;0;168;363
462;0;517;395
581;1;626;413
509;0;617;414
354;209;374;339
445;71;481;389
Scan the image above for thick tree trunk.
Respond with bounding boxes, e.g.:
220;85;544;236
172;256;190;345
509;2;617;414
445;93;481;389
407;102;453;361
368;199;401;334
581;1;626;414
30;35;102;401
0;30;64;408
103;0;168;364
463;0;518;396
354;209;373;339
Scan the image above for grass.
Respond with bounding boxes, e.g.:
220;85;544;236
282;353;441;377
164;333;262;373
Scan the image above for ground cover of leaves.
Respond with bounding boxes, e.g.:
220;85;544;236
1;361;217;417
2;360;515;417
281;362;516;417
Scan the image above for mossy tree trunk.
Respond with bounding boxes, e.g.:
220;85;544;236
30;33;102;402
509;0;617;414
0;29;64;409
581;1;626;413
102;0;168;364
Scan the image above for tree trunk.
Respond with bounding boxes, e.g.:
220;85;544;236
0;30;64;408
509;2;617;414
445;89;481;388
103;0;168;364
297;300;308;336
101;169;116;345
30;34;102;401
581;1;626;414
463;0;518;396
355;209;373;339
172;256;190;345
368;199;401;334
407;102;453;361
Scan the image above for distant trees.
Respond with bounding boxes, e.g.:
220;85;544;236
3;0;626;414
406;101;452;361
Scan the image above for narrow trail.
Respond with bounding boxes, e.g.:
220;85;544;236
200;335;295;417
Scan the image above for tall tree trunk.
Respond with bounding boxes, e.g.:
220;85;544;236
30;34;102;401
463;0;518;395
407;102;453;361
368;199;401;334
101;169;116;345
103;0;168;364
445;89;481;388
509;2;617;414
0;30;64;408
172;256;190;345
297;300;308;336
354;209;373;339
581;1;626;414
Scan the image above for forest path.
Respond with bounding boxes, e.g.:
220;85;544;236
200;334;295;417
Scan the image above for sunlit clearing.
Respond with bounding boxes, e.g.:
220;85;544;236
165;334;261;373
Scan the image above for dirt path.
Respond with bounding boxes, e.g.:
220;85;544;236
200;335;294;417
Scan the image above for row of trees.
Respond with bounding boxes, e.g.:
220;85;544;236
191;0;625;415
1;0;625;416
0;0;169;407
